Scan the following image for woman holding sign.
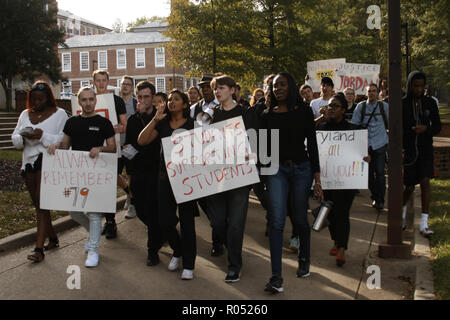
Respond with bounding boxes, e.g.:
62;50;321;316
262;72;322;294
316;92;370;267
138;89;198;280
12;81;68;263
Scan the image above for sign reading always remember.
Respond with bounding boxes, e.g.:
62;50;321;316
40;150;118;213
71;93;121;158
306;58;346;92
161;116;260;204
316;130;368;190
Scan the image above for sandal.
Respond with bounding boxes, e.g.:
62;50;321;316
44;237;59;251
336;255;346;267
27;248;45;263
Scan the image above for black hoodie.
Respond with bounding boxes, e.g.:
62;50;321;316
402;71;441;164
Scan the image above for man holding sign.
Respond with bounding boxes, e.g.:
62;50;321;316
48;87;116;268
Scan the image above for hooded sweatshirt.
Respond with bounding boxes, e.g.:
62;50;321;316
402;71;441;164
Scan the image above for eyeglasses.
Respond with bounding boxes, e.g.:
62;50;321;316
31;83;46;91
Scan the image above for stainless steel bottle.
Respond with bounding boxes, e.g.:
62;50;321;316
312;200;333;232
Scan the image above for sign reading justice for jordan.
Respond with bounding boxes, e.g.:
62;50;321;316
161;116;260;204
40;150;118;213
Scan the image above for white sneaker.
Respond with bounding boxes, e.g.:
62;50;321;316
85;251;99;268
181;269;194;280
168;256;180;271
420;228;434;238
125;204;136;219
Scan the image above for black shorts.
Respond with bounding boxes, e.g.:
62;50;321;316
117;156;132;175
21;153;43;177
403;156;434;187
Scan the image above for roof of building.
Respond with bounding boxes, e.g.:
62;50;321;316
57;9;112;31
130;20;169;30
60;31;169;49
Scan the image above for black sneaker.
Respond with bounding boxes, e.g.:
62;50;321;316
105;221;117;239
264;276;284;293
225;271;240;283
296;259;310;278
211;244;224;257
146;253;160;266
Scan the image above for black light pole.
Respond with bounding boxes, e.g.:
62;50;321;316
402;23;411;82
379;0;411;259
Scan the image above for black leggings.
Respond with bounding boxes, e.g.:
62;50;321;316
158;177;197;270
324;190;356;250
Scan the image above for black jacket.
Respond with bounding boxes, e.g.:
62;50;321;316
402;71;441;163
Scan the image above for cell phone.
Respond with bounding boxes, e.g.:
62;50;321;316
19;127;34;136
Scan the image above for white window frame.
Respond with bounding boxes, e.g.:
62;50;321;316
116;49;127;70
154;47;165;68
80;80;90;88
156;77;166;93
80;51;89;71
98;50;108;69
62;53;71;72
135;48;146;69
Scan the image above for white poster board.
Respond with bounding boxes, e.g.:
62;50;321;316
335;63;380;95
161;116;260;204
306;58;346;92
71;93;121;157
316;130;368;190
40;150;118;213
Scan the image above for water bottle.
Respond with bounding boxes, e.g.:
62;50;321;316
312;200;333;232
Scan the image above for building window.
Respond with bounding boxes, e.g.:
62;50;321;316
155;48;165;68
98;50;108;69
83;26;87;35
156;77;165;93
116;49;126;69
62;53;71;72
80;51;89;71
135;48;145;68
62;81;72;94
80;80;90;88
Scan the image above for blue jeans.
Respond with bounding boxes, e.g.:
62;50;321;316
369;145;387;204
69;211;102;253
267;161;313;277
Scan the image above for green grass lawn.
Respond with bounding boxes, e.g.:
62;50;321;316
0;150;22;161
439;104;450;123
429;178;450;300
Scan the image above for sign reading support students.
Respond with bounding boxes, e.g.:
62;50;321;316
161;116;260;204
71;93;121;158
40;150;118;213
316;130;369;190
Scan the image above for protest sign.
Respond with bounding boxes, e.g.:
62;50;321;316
316;130;368;190
40;150;118;213
161;116;260;204
71;93;121;157
336;63;380;95
306;58;346;92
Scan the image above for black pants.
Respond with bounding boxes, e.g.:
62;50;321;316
324;190;356;250
130;170;162;256
158;177;197;270
197;198;223;248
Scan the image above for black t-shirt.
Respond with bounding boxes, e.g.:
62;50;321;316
155;117;195;177
63;115;115;151
212;104;259;131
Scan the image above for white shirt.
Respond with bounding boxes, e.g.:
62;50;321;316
310;97;330;119
12;108;68;170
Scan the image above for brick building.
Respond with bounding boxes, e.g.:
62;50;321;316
58;20;198;95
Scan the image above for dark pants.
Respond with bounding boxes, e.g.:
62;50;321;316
369;145;387;204
206;186;250;274
267;161;313;277
158;177;197;270
130;170;162;256
197;198;223;248
324;190;356;250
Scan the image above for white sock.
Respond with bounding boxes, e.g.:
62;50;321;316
402;205;407;220
421;213;429;230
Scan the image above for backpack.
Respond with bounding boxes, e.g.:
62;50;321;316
360;101;388;131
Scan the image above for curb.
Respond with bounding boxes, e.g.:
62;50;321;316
413;212;436;300
0;196;127;254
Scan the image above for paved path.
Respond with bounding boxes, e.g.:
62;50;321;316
0;191;417;300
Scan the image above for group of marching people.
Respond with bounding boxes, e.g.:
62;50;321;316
12;68;440;294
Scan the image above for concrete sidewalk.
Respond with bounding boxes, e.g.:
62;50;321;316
0;190;433;300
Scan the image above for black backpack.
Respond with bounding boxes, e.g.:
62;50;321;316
360;101;388;131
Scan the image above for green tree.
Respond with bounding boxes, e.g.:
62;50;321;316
0;0;65;111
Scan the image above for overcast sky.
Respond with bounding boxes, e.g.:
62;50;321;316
57;0;171;29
